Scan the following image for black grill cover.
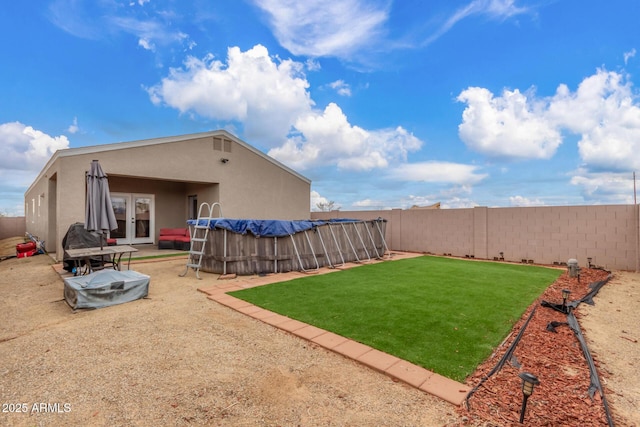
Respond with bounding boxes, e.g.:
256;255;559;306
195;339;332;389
62;222;108;272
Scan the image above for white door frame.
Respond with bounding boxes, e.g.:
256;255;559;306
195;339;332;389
111;193;155;245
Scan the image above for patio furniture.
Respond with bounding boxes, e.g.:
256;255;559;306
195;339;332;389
65;245;138;275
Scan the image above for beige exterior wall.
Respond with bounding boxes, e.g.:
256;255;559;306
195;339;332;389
25;131;311;259
312;204;640;271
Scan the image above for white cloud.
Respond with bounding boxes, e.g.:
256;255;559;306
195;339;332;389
509;195;545;206
138;38;155;51
48;0;102;39
252;0;389;59
352;198;386;209
424;0;530;46
328;80;352;96
150;44;421;173
305;59;321;71
0;122;69;171
624;48;636;65
457;86;562;160
0;122;70;216
458;69;640;206
440;197;478;209
148;45;314;144
254;0;530;62
67;117;79;134
387;161;487;185
570;169;636;204
481;0;529;18
109;16;190;51
268;103;422;171
310;190;340;211
457;68;640;173
548;69;640;171
49;0;192;51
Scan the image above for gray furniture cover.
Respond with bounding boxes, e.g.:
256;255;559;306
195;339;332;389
64;269;150;309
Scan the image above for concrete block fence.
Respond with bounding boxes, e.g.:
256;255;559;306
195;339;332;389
0;216;26;240
312;205;640;272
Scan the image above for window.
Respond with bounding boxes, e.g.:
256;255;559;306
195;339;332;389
188;195;198;219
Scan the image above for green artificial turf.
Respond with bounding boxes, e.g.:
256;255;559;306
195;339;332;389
229;256;562;382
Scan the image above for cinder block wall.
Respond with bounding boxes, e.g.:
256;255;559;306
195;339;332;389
312;205;639;271
0;217;26;240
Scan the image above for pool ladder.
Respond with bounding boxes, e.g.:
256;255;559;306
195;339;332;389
180;202;222;279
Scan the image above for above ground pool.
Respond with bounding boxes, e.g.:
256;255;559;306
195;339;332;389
185;218;388;275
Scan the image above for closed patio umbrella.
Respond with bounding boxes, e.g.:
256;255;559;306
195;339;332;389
85;160;118;249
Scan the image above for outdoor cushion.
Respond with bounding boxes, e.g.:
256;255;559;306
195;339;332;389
159;228;188;237
158;228;190;250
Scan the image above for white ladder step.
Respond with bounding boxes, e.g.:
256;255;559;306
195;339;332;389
181;201;222;279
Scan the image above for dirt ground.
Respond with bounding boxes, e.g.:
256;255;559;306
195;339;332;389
579;271;640;426
0;237;638;426
0;240;457;426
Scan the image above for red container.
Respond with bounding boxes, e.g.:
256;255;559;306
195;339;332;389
17;249;37;258
16;242;37;253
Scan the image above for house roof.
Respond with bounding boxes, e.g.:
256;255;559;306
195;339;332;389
27;130;310;194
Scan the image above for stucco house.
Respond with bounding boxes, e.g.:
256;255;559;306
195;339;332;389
25;130;311;260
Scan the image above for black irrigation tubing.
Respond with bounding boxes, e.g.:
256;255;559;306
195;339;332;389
566;312;615;427
541;272;615;427
464;305;537;409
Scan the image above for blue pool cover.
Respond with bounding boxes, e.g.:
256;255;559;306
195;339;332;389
186;218;368;238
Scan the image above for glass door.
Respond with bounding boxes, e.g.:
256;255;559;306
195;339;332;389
132;195;153;244
110;194;128;241
110;193;155;245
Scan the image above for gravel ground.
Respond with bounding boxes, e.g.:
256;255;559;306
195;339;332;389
0;250;456;427
579;271;640;426
1;239;638;427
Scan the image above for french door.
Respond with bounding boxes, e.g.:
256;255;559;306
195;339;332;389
110;193;155;245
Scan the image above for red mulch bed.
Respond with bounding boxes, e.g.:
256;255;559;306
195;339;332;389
453;267;612;426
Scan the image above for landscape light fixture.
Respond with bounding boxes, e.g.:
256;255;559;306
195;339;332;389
518;372;540;424
562;289;571;313
499;251;504;260
587;257;592;268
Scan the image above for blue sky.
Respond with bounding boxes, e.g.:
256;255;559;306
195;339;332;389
1;1;640;216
